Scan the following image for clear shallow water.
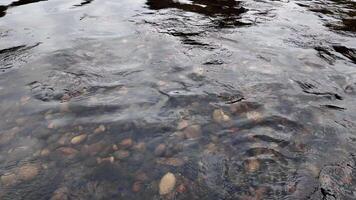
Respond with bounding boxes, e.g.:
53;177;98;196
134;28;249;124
0;0;356;199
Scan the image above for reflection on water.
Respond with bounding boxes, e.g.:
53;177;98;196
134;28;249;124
146;0;248;20
0;0;356;199
0;0;47;18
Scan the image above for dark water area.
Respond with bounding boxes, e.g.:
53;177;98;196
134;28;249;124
0;0;356;199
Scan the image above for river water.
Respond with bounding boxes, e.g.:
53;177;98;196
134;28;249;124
0;0;356;199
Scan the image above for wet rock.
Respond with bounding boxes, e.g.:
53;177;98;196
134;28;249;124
94;125;106;134
17;164;40;181
156;157;185;167
1;173;17;186
132;181;142;192
212;109;231;124
183;125;202;139
70;134;87;145
246;111;263;122
159;172;176;195
113;150;130;159
154;144;166;157
119;138;133;149
245;159;260;173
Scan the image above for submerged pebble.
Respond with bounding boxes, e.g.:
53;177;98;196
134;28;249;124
159;172;176;195
212;109;231;124
94;125;106;134
156;157;185;166
1;173;17;186
70;134;87;145
177;120;189;130
40;148;51;157
132;181;142;192
50;187;69;200
133;142;146;152
119;138;133;149
245;159;260;173
183;125;202;139
114;150;130;159
246;111;263;122
97;156;115;164
17;164;40;181
177;184;187;193
82;142;105;156
57;147;79;158
154;144;166;156
0;127;19;145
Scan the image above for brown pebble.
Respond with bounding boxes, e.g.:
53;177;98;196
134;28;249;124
0;127;19;145
57;133;71;145
183;125;202;139
133;142;146;152
61;93;71;102
154;144;166;157
112;144;119;151
114;150;130;159
47;122;57;129
245;159;260;173
173;131;185;140
132;181;142;193
159;172;176;195
177;184;187;193
212;109;231;124
18;164;40;181
15;118;27;125
82;142;105;156
177;120;189;130
97;156;115;164
40;148;51;157
59;102;70;113
57;147;79;158
204;143;218;154
135;172;148;182
1;173;17;186
119;138;133;149
70;134;87;145
246;111;263;122
156;157;185;167
51;187;69;200
20;96;31;105
94;125;106;134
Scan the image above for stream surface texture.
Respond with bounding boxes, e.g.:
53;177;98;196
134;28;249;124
0;0;356;199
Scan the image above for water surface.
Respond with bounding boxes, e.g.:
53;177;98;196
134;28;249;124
0;0;356;199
